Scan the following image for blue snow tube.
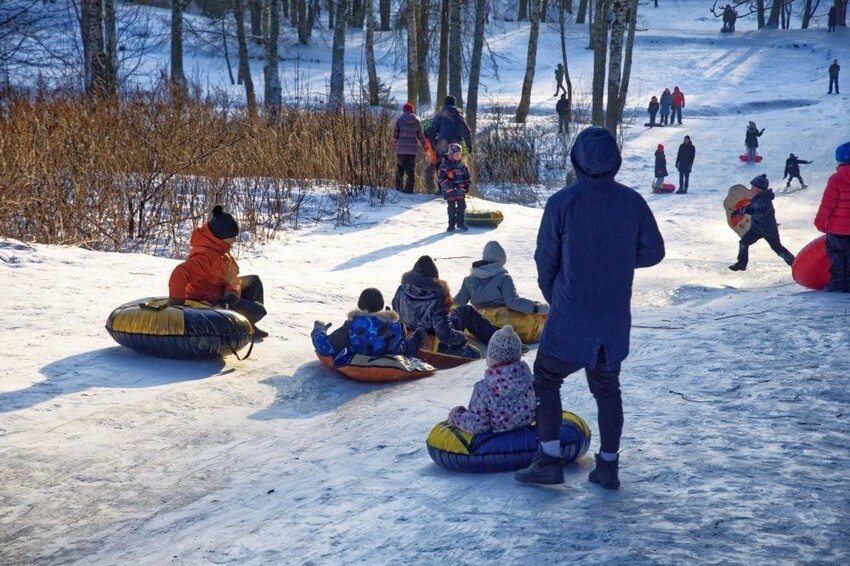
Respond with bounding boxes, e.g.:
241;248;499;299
426;411;591;473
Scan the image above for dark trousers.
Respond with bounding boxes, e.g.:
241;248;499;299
648;111;657;125
450;304;499;344
786;174;805;187
533;349;623;454
660;111;669;125
829;76;839;93
218;274;267;324
678;169;690;192
826;233;850;292
447;198;467;229
737;230;795;266
396;154;416;192
671;107;682;124
558;114;570;134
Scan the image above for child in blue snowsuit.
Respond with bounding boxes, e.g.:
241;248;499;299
438;143;471;232
312;288;426;366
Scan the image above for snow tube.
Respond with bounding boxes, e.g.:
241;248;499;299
426;411;592;473
652;182;676;193
316;352;436;382
106;297;253;359
476;306;547;344
739;154;763;163
415;334;483;369
792;235;829;290
464;210;504;228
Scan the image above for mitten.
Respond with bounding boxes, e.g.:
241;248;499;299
313;320;332;333
449;406;467;423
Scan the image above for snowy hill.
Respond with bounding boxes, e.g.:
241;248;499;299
2;1;850;564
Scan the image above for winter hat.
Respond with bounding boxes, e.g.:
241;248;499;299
413;255;439;279
357;287;384;313
482;241;507;265
208;205;239;240
657;144;664;151
835;142;850;164
751;174;769;190
403;102;415;113
486;325;522;368
444;95;456;107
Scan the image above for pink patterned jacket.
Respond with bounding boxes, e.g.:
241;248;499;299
448;361;536;434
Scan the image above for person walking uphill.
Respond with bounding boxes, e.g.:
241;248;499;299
728;174;795;271
814;142;850;292
514;127;665;489
675;135;696;193
426;96;473;161
393;102;426;194
554;63;566;97
828;59;840;94
168;205;269;338
745;121;764;164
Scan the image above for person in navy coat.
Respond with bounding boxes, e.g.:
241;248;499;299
515;127;665;489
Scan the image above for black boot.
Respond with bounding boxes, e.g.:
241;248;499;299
729;261;746;271
515;449;564;485
588;454;620;490
781;251;796;266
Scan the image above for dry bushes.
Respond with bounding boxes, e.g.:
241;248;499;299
0;84;397;256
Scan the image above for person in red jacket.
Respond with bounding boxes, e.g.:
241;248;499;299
814;142;850;292
168;205;269;337
670;86;685;125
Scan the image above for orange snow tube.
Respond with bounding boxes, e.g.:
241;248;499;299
792;235;829;290
316;352;436;382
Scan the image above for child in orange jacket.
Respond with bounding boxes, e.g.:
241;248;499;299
168;205;269;337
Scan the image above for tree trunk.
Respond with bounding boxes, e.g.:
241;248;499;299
541;0;549;22
416;0;432;107
264;0;282;114
576;0;587;23
329;0;349;110
298;0;311;43
515;0;542;123
801;0;813;28
171;0;186;90
766;0;781;28
837;0;848;26
82;0;109;99
604;0;626;134
365;0;380;104
407;0;419;106
466;0;487;134
380;0;391;30
519;0;528;20
448;0;463;106
328;0;335;28
616;0;637;121
249;0;263;41
436;0;449;106
591;0;609;126
104;0;118;95
350;0;366;27
756;0;765;28
559;0;573;123
235;0;257;117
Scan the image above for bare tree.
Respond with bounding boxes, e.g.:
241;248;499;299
837;0;848;26
466;0;487;134
604;0;626;133
515;0;542;123
416;0;432;108
234;0;257;117
436;0;449;106
264;0;282;113
448;0;463;105
801;0;819;28
171;0;187;91
365;0;380;105
81;0;115;98
616;0;638;121
576;0;588;23
559;0;574;111
329;0;349;110
407;0;419;106
591;0;609;126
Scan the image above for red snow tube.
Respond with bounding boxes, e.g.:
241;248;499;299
739;154;763;162
792;236;829;290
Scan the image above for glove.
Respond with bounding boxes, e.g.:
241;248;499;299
222;291;240;306
168;298;185;306
313;320;332;333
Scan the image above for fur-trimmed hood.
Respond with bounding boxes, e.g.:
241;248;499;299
346;308;400;322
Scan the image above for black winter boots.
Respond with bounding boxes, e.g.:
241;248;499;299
514;449;564;485
588;454;620;490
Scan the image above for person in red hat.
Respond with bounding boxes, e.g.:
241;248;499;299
392;102;426;193
653;144;668;191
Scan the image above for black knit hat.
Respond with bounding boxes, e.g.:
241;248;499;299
444;95;456;107
413;255;439;279
357;288;384;313
208;205;239;240
750;174;769;190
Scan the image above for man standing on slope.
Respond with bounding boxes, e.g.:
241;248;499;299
515;127;666;489
426;96;473;162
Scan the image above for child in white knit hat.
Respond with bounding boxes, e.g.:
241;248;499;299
448;325;535;434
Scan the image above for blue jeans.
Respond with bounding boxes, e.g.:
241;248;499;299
533;349;623;454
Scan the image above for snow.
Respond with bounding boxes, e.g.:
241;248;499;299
2;1;850;563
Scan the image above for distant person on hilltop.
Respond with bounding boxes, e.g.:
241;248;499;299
745;121;765;164
659;88;672;125
828;59;840;94
783;153;811;190
814;142;850;292
828;7;836;32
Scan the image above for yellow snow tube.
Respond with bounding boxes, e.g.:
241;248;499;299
477;306;547;344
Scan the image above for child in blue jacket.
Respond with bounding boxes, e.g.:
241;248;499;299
438;143;471;232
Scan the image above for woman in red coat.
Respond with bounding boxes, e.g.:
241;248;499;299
168;205;269;336
814;142;850;292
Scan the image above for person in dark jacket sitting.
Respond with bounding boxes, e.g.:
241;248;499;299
426;96;473;161
514;127;665;490
312;287;426;366
729;174;795;271
392;255;500;359
783;153;811;190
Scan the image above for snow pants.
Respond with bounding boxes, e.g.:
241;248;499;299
217;274;267;324
826;233;850;292
449;304;500;345
736;230;795;267
671;106;682;124
396;154;416;193
533;349;623;455
446;198;467;230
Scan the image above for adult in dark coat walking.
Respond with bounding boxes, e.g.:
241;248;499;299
426;96;473;161
554;63;566;96
829;59;840;94
729;174;795;271
675;135;696;193
514;127;665;489
393;102;426;193
828;7;836;32
783;153;811;189
556;94;570;134
744;121;764;164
